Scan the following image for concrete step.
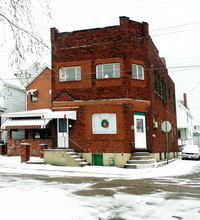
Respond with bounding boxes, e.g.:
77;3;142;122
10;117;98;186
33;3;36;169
130;155;153;160
65;148;90;167
79;161;90;166
127;159;156;164
125;163;156;169
132;152;151;156
125;151;156;169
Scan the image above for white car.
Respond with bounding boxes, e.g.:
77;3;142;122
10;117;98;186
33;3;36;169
181;145;200;160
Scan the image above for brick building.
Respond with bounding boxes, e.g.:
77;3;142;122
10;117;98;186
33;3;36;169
46;16;178;167
25;64;52;111
2;64;53;157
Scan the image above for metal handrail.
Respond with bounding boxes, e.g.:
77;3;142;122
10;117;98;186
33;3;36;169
69;138;86;152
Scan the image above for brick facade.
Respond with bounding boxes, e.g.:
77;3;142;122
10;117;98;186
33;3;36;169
7;129;53;156
51;16;178;159
6;66;53;157
26;67;51;111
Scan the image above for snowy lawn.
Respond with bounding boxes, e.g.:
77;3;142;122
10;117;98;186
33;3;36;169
0;156;200;220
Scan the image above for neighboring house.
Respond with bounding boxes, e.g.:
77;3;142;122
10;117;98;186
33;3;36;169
193;123;200;147
46;16;178;167
0;78;25;143
22;64;51;111
176;93;193;149
1;64;52;156
14;62;40;86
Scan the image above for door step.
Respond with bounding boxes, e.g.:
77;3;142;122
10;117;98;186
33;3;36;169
66;148;90;167
125;152;156;169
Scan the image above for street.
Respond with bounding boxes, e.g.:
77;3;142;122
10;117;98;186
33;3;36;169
0;157;200;220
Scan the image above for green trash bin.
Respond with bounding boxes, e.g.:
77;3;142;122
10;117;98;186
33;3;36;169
109;157;115;166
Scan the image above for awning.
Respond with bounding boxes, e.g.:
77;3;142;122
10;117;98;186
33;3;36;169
1;118;50;129
27;89;38;95
42;111;76;120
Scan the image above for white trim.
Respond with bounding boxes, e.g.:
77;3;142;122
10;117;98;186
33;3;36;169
2;109;52;118
22;64;51;89
43;111;76;120
27;89;38;95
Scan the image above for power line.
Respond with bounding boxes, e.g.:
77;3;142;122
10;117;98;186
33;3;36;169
1;63;199;82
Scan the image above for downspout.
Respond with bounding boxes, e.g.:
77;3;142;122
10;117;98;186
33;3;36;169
25;91;27;111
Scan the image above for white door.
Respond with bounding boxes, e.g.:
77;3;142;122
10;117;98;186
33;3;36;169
134;113;147;149
57;118;69;148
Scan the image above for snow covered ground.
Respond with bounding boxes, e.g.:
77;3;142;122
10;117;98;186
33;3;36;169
0;156;200;220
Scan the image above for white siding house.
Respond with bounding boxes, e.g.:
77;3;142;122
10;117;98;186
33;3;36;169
176;96;193;148
0;78;25;143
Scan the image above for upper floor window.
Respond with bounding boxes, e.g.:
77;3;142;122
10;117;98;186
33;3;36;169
168;88;171;100
132;64;144;80
154;71;157;92
31;94;38;102
59;66;81;82
96;63;120;79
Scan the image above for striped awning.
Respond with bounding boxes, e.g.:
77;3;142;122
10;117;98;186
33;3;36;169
1;118;50;129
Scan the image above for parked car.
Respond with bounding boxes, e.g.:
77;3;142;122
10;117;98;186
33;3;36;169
181;145;200;160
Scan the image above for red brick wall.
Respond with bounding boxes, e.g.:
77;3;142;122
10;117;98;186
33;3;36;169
51;16;178;154
27;67;52;111
7;129;53;157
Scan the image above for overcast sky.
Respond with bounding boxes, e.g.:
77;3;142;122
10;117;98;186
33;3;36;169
1;0;200;122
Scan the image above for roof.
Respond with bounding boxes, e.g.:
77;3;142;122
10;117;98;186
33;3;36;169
2;109;52;118
1;109;77;129
22;63;51;89
1;118;50;129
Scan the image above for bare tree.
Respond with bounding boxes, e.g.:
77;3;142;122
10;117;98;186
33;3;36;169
0;0;51;69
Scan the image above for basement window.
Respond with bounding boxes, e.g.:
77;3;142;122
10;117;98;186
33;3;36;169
96;63;120;79
132;64;144;80
59;66;81;81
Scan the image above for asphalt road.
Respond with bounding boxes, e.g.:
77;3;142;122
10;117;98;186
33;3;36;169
0;161;200;219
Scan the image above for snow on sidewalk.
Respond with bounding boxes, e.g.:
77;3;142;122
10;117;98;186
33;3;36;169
0;155;199;179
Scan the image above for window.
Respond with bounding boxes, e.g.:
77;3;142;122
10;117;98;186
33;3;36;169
161;79;167;101
33;129;51;139
136;119;144;132
172;125;174;143
10;129;28;139
96;63;120;79
92;113;117;134
59;66;81;81
178;130;181;139
31;94;38;102
173;94;175;110
168;88;171;100
154;71;157;92
132;64;144;80
157;75;161;96
161;119;164;133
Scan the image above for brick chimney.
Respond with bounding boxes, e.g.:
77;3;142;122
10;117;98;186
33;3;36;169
161;57;166;66
183;93;187;108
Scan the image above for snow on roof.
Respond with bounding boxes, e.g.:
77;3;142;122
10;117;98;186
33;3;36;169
22;63;51;89
2;108;52;118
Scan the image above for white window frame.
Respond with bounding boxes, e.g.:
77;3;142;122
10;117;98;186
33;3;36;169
59;66;81;82
92;113;117;134
132;64;144;80
96;63;120;79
